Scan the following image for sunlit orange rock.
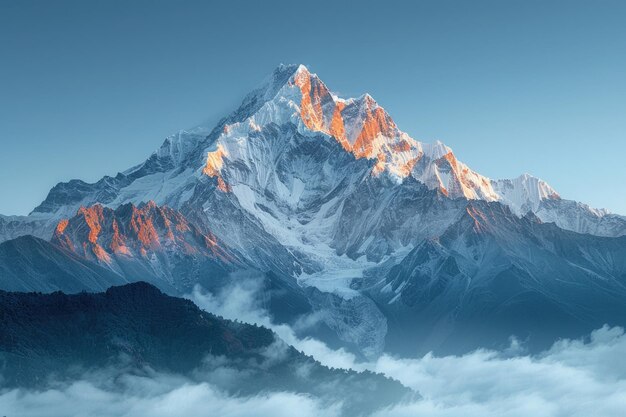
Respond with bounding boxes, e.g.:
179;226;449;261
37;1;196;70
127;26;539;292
203;144;231;192
372;152;387;176
78;205;105;244
329;102;348;150
110;219;131;255
92;243;112;263
203;144;227;178
398;156;420;177
294;67;330;132
433;151;484;200
130;205;160;249
293;68;408;178
55;219;69;235
51;202;238;272
352;101;396;159
217;177;231;192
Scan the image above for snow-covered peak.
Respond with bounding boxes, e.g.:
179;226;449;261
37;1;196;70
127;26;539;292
200;64;500;202
491;173;560;215
421;140;452;159
294;63;310;76
18;62;626;250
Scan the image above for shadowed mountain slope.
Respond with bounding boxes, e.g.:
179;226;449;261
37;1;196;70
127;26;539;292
0;282;412;415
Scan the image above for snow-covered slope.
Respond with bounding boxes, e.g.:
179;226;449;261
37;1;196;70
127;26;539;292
536;199;626;237
373;201;626;355
2;63;626;357
204;65;500;201
491;173;561;215
1;64;621;244
491;173;626;237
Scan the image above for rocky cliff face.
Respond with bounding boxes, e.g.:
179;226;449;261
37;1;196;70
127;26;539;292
51;201;242;292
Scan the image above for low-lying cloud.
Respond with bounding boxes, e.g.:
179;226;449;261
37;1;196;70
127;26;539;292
189;276;626;417
188;272;361;370
368;325;626;416
0;372;340;417
3;276;625;417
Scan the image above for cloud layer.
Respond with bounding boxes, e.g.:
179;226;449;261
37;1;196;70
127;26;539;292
368;325;626;416
189;277;626;417
2;276;625;417
0;373;340;417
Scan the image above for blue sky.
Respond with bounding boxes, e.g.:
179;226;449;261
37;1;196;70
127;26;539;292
1;0;625;215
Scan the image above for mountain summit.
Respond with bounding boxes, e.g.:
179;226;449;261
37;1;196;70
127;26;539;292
1;64;626;356
203;64;501;202
11;64;621;238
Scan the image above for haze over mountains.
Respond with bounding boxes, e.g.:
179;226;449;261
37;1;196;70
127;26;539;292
1;64;625;358
0;282;410;416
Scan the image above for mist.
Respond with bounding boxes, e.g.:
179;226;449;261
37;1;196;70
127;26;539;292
0;372;340;417
188;276;626;417
2;277;625;417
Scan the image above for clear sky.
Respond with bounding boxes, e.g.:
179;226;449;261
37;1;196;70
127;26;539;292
1;0;625;215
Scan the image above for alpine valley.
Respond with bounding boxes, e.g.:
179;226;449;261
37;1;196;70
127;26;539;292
2;64;626;361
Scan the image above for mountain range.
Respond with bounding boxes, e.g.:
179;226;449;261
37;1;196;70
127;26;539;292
1;64;625;357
